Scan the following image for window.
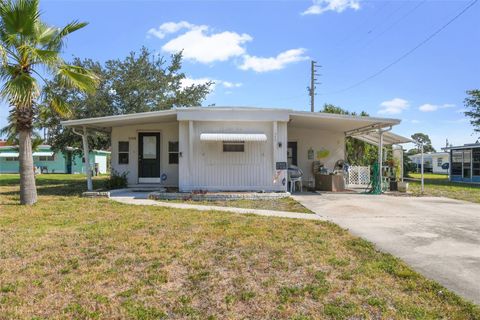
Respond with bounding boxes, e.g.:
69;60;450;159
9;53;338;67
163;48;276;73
223;141;245;152
451;151;462;176
437;158;443;167
5;157;18;161
473;149;480;176
37;155;55;161
168;141;179;164
118;141;129;164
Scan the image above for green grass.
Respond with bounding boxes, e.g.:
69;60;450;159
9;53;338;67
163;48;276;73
0;174;479;319
165;197;313;213
408;173;480;204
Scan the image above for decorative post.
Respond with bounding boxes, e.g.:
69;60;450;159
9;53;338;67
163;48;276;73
378;130;384;191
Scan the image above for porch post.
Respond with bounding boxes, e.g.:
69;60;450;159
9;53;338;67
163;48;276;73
420;143;424;193
82;126;93;191
378;130;384;191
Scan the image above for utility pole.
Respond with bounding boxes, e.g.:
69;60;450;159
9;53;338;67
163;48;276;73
307;60;321;112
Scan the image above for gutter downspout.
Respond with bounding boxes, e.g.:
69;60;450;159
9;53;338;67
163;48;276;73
72;127;93;191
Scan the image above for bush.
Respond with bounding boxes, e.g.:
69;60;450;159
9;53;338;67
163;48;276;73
105;170;128;190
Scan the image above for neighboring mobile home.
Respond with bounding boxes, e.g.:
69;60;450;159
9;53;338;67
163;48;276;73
409;152;449;174
62;107;410;192
0;144;110;174
445;143;480;183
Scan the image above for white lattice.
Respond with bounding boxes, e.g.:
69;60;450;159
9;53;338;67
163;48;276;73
348;166;370;186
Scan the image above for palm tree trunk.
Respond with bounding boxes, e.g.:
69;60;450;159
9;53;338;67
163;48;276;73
18;129;37;205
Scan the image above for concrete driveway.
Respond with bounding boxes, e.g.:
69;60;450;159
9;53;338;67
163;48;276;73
292;193;480;305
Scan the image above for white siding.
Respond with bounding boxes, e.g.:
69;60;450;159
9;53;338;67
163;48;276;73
287;127;345;185
111;122;179;186
179;120;287;192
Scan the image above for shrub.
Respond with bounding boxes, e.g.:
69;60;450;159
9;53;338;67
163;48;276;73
105;170;128;190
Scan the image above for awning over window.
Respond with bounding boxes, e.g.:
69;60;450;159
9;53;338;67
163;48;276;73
0;152;19;158
200;133;267;142
33;151;54;157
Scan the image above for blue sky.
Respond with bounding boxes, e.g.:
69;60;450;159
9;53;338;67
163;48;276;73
1;0;479;150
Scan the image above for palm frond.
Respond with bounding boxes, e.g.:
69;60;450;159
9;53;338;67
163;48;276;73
49;95;71;117
0;71;39;106
57;64;99;94
48;20;88;51
0;0;40;38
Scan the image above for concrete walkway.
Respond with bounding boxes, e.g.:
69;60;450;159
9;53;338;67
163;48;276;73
109;190;322;221
293;192;480;305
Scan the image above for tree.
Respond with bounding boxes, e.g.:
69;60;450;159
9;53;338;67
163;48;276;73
464;89;480;134
321;104;378;165
0;0;98;205
410;133;435;153
43;48;213;153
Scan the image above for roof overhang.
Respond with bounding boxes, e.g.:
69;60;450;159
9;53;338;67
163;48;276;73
0;152;19;157
33;151;54;157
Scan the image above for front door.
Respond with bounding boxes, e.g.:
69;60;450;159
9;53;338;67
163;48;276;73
287;142;298;166
138;132;160;183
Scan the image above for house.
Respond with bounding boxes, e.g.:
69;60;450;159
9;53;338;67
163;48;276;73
444;143;480;183
62;107;410;192
409;152;449;174
0;144;110;174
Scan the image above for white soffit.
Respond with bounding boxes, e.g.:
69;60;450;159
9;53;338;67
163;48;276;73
200;133;267;142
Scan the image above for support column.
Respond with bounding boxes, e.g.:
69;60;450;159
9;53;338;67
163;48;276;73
82;126;93;191
421;143;424;193
378;130;384;191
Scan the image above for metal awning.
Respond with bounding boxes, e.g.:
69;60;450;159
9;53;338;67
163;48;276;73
33;151;54;157
200;133;267;142
0;152;19;157
350;131;412;146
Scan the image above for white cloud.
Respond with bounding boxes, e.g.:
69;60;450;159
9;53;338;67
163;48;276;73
162;25;252;64
419;103;455;112
221;81;242;88
302;0;361;15
239;49;309;73
180;77;214;90
180;77;242;91
147;21;196;39
378;98;409;115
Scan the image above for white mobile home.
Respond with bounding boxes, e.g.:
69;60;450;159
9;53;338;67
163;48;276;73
409;152;449;174
62;107;409;192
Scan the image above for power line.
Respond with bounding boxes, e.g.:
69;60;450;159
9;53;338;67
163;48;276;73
322;0;478;96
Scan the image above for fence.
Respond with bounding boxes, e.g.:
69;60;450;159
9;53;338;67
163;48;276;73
347;166;370;186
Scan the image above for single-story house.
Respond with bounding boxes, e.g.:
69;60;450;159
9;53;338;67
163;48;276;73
444;143;480;183
409;152;449;174
62;107;410;192
0;144;110;174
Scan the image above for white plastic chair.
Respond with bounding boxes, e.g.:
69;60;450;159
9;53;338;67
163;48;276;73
289;176;303;193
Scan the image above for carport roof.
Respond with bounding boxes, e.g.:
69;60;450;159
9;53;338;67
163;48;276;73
351;131;413;146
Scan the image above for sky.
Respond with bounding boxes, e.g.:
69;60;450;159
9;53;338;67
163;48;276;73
0;0;479;151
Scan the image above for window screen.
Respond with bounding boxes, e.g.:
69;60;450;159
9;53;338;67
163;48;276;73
223;142;245;152
168;141;179;164
473;149;480;176
451;151;462;176
118;141;129;164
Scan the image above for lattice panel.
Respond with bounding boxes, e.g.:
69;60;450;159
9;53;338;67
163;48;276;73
348;166;370;185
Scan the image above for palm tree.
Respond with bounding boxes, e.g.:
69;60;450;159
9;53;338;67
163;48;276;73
0;0;98;205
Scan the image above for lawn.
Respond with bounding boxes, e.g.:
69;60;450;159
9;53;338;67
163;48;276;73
1;174;479;319
408;173;480;204
164;198;313;213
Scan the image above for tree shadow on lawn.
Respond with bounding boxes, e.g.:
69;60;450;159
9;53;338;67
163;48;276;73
0;176;107;198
